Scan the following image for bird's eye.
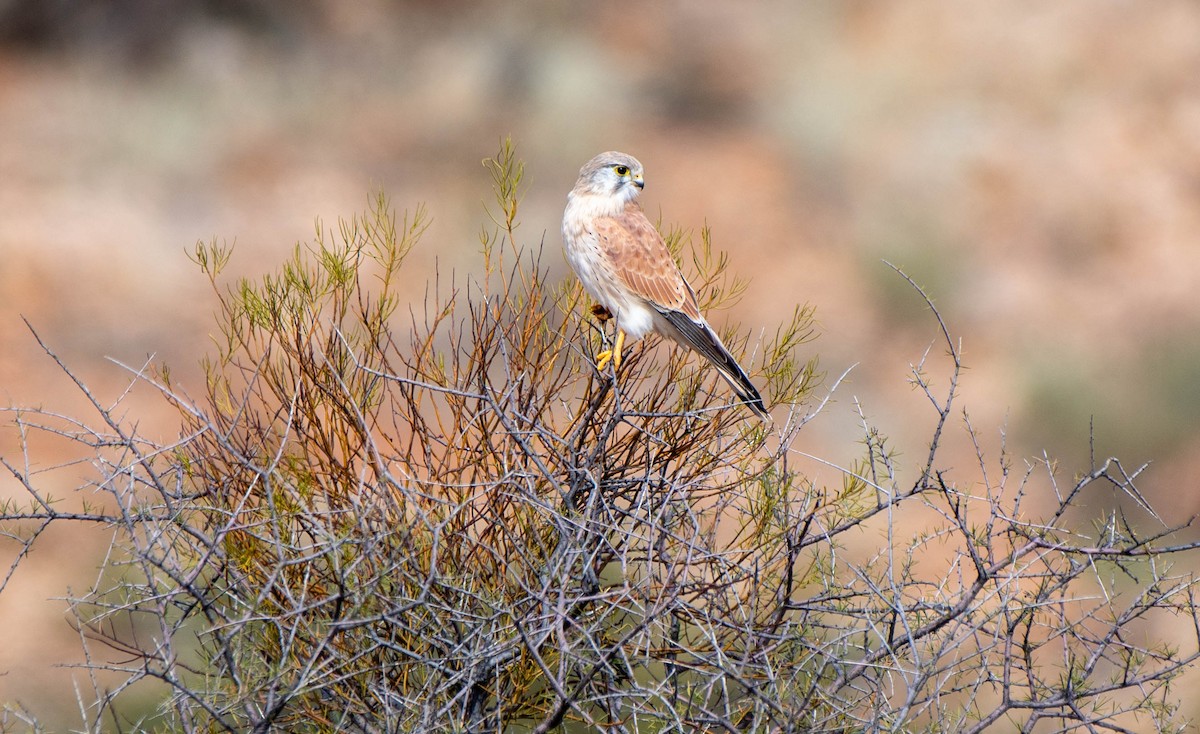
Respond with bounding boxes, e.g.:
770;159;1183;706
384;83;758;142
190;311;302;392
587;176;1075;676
613;165;629;176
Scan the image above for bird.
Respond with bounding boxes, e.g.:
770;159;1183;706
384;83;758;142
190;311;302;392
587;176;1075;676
561;151;769;420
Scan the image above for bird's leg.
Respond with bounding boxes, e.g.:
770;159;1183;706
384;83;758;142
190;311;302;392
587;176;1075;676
595;329;626;372
590;304;612;323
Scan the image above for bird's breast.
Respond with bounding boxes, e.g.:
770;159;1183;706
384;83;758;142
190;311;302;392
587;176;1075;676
562;199;657;342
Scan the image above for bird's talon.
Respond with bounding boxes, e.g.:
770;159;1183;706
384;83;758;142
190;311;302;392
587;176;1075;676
611;330;626;370
595;329;627;372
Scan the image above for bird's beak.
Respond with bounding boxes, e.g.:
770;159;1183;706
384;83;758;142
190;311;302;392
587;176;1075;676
632;175;644;189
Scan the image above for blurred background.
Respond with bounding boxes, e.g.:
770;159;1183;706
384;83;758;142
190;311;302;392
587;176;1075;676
2;0;1199;726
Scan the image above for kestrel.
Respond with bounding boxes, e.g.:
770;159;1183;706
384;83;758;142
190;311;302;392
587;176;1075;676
562;151;769;420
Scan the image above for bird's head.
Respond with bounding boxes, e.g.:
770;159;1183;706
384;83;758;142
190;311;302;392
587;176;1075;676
572;151;645;203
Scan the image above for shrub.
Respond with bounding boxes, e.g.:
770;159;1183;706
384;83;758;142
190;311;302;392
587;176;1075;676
2;141;1196;732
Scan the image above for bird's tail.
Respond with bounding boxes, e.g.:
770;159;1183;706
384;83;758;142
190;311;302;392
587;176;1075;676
657;309;770;421
711;356;770;421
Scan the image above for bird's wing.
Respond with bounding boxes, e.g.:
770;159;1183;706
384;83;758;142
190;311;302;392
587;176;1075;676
592;206;701;320
592;206;769;419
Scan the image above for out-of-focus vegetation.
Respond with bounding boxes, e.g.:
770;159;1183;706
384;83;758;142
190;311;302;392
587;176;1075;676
3;2;1200;727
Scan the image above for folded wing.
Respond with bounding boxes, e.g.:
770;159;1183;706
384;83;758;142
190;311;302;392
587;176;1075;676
593;206;769;420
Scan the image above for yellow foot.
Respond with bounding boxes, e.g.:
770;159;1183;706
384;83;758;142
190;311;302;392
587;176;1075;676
595;330;626;372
